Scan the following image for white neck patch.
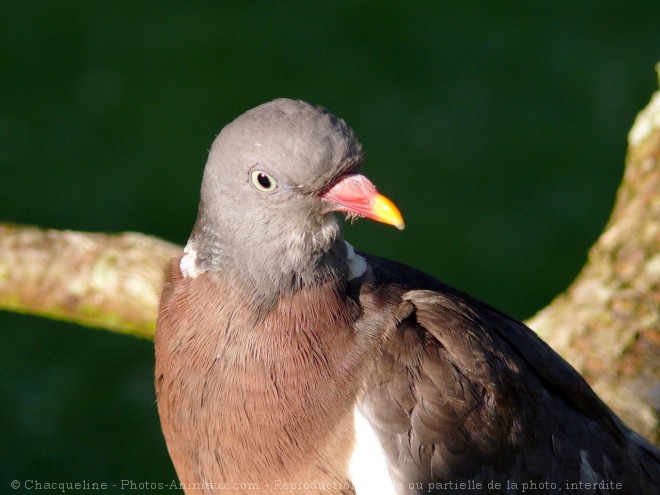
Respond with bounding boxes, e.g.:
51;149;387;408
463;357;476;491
180;241;202;279
349;406;397;495
345;241;367;280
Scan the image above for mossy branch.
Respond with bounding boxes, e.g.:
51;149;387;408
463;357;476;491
527;77;660;443
0;225;179;339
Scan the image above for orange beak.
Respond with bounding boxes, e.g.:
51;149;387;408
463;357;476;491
321;174;405;230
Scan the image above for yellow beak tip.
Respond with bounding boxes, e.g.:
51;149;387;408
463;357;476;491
373;194;405;231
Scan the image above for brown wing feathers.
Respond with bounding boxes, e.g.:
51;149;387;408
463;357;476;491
357;261;659;493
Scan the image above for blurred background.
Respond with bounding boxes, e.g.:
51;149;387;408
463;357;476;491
1;1;659;491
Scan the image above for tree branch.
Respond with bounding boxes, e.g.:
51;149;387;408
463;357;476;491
1;73;658;443
0;225;179;339
528;76;660;443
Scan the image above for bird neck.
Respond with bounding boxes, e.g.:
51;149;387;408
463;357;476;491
182;212;350;310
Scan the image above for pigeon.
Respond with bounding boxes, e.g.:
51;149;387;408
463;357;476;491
155;98;659;495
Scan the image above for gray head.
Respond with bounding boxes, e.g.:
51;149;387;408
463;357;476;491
183;98;402;307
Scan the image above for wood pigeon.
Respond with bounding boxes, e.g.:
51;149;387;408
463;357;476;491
155;98;659;494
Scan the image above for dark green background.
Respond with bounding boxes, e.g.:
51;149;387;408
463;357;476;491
1;1;658;491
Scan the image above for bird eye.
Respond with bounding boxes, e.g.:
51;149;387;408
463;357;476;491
250;170;278;192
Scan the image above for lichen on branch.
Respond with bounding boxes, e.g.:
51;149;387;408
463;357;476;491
0;224;179;339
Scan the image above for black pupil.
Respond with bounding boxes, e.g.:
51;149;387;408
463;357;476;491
257;173;271;189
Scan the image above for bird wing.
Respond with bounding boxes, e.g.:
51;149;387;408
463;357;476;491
357;253;660;493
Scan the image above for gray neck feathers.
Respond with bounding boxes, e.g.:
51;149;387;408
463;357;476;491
187;199;349;310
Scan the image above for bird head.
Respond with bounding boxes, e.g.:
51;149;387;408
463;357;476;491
186;99;403;302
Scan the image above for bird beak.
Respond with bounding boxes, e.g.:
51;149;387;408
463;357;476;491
321;174;405;230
